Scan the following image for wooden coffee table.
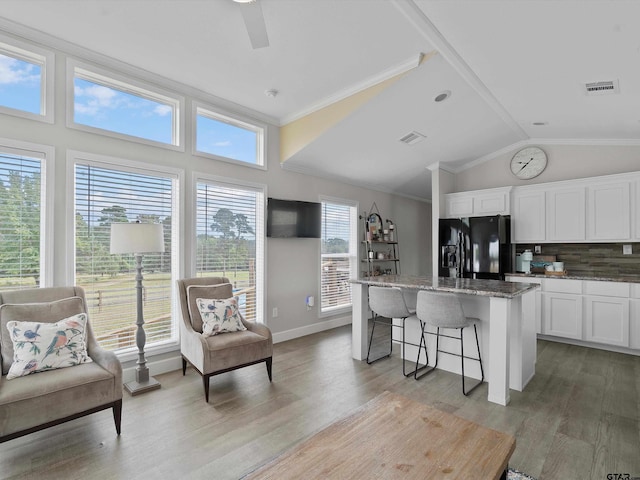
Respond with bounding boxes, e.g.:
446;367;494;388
243;391;515;480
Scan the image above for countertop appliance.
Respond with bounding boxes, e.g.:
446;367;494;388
439;215;511;280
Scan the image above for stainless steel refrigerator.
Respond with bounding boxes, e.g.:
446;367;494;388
438;215;511;280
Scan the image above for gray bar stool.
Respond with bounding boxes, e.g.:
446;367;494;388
415;290;484;395
367;286;428;377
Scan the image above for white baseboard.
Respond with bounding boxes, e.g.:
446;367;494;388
272;316;351;344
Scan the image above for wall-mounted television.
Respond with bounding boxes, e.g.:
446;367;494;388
267;198;321;238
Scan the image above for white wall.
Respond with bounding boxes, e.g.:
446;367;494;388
454;144;640;192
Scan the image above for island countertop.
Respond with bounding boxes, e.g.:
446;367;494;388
351;275;539;299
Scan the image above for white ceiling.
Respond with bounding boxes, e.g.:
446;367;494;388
1;0;639;201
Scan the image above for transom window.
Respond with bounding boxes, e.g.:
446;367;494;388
195;105;265;168
70;63;182;148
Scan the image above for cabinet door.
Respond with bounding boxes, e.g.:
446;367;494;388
445;195;473;218
630;299;640;349
512;190;545;242
587;181;630;240
546;187;585;241
474;191;509;216
543;293;583;339
584;296;629;347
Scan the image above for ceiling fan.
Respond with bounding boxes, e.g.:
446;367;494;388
233;0;270;49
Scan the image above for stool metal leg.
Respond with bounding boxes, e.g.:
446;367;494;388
461;324;484;396
401;317;429;377
366;313;391;364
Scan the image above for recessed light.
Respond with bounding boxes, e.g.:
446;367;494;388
434;90;451;103
264;89;278;98
532;122;548;126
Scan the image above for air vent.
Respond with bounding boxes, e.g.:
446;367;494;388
399;131;426;145
584;79;620;96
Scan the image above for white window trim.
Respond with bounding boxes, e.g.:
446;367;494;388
190;171;266;324
318;195;358;318
66;59;185;152
192;101;267;171
0;34;54;124
0;137;55;287
66;149;185;360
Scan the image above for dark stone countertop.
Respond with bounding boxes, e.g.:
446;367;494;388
506;272;640;284
351;275;539;299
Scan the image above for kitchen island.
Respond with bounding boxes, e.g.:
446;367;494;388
351;275;539;406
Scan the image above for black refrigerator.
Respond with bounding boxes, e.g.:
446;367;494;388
438;215;511;280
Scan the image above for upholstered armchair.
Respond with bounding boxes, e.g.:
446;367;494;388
0;286;122;443
177;277;273;402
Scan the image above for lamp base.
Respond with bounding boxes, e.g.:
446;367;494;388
124;376;161;396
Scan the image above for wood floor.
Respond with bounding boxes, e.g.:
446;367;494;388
1;324;639;480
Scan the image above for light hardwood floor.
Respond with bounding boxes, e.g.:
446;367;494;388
1;324;639;480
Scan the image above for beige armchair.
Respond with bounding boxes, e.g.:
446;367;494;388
0;286;122;443
177;277;273;402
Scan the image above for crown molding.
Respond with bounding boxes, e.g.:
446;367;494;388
279;52;425;126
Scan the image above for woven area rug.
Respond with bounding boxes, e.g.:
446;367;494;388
508;468;537;480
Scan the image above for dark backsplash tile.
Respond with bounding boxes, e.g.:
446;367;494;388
516;243;640;280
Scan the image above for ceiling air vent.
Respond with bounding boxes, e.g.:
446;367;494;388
399;131;426;146
584;79;620;96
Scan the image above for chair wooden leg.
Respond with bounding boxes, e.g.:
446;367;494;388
203;375;210;403
112;399;122;435
266;357;273;382
182;357;187;376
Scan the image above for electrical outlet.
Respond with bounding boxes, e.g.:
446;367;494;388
623;244;632;255
534;245;542;254
272;307;278;318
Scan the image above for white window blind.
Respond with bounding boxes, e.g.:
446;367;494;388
75;163;177;351
0;151;43;289
196;180;264;323
321;200;357;313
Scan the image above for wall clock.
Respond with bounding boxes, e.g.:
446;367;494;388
510;147;548;180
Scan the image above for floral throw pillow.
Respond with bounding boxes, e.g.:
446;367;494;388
196;297;246;337
5;313;92;380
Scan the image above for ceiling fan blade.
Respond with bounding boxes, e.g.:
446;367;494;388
240;1;269;49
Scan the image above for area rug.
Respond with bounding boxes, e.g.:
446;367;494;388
508;468;537;480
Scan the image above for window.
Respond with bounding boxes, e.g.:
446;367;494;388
195;177;264;323
0;38;54;123
0;141;53;289
70;61;183;149
73;154;179;352
195;104;265;168
320;198;358;314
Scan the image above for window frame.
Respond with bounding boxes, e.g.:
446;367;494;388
66;149;184;360
0;34;54;124
319;195;358;317
67;59;185;151
190;172;266;324
0;137;55;287
192;102;267;170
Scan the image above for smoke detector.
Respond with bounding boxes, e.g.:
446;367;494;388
584;79;620;96
399;131;426;146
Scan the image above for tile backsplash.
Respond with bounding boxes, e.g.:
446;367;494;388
516;243;640;279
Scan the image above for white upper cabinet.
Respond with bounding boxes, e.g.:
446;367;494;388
635;180;640;240
512;189;545;242
444;187;510;218
586;181;630;240
546;186;585;241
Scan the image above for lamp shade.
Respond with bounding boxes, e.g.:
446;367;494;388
110;222;165;254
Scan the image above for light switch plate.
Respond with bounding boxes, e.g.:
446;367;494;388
623;244;632;255
534;245;542;254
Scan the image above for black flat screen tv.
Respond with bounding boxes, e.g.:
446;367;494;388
267;198;321;238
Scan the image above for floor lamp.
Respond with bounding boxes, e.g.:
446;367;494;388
110;222;165;395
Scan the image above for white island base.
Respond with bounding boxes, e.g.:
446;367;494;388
351;276;538;406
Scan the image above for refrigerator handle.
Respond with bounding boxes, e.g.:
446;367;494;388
457;231;463;278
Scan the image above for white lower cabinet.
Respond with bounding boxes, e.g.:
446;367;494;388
584;296;629;347
543;293;583;340
631;299;640;349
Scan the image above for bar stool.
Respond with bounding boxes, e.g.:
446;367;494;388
367;286;428;377
415;290;484;395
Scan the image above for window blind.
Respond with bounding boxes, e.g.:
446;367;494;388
0;152;43;289
75;163;176;351
196;181;264;323
321;201;355;313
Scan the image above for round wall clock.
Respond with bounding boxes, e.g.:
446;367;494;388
510;147;548;180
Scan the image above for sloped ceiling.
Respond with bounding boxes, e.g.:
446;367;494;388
1;0;639;201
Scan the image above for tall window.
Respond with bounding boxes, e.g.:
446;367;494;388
0;38;54;123
70;62;182;148
320;198;358;314
195;104;265;168
0;147;47;289
195;178;264;323
74;157;179;352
